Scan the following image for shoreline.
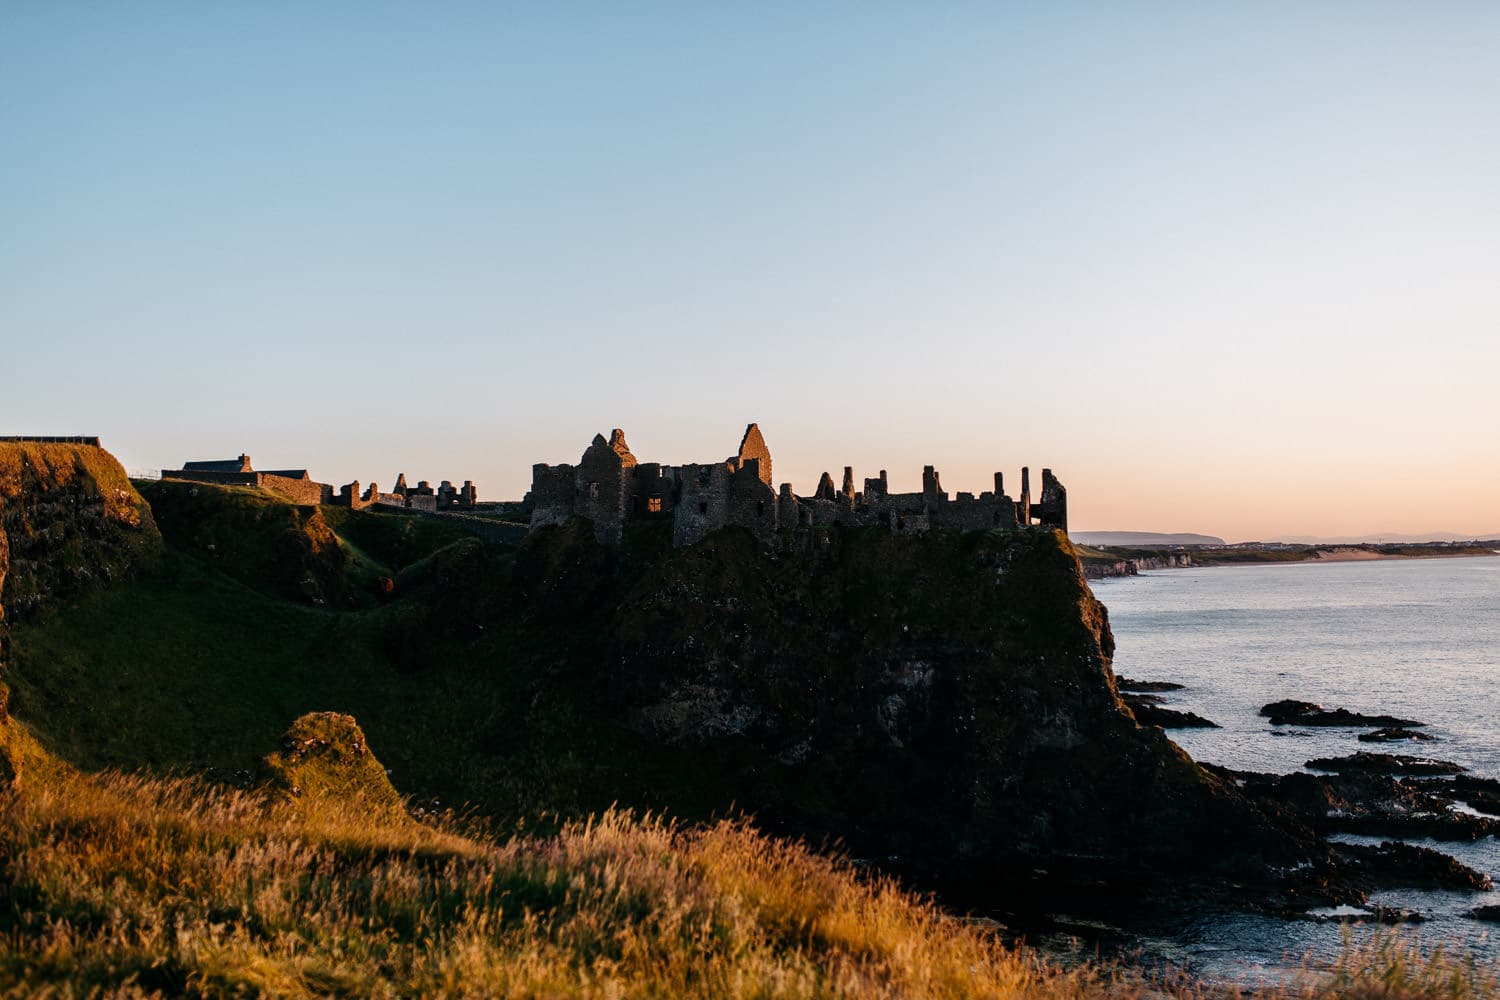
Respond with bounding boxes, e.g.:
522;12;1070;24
1305;546;1500;563
1081;544;1500;580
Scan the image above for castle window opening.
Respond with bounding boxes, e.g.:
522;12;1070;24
589;482;600;500
757;500;766;515
698;501;708;514
647;496;662;514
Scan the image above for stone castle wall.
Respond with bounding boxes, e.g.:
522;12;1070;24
529;423;1068;548
166;456;480;516
162;469;330;506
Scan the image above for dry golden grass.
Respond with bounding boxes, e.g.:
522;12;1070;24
0;769;1493;999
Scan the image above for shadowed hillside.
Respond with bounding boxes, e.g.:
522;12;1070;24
3;473;1322;913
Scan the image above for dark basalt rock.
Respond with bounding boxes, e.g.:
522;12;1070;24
1464;792;1500;816
1358;727;1435;743
1367;906;1427;924
1332;812;1500;842
1121;693;1219;729
1307;905;1427;925
548;521;1322;909
1116;678;1185;693
1261;699;1424;728
1215;764;1500;845
1472;905;1500;923
1305;752;1465;777
1451;774;1500;795
1335;841;1493;892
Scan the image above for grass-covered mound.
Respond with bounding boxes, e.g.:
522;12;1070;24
0;441;160;622
139;479;362;607
137;478;497;608
261;711;409;824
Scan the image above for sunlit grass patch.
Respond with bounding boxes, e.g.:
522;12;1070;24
1;765;1493;998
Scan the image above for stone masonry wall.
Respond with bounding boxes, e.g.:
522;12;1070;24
529;422;1067;550
673;463;734;548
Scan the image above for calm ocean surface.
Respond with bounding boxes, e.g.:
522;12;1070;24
1096;555;1500;979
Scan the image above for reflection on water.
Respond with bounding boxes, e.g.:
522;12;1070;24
1096;555;1500;980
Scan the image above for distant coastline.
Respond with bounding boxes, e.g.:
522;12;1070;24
1078;540;1500;579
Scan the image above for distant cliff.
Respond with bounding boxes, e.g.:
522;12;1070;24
1077;549;1194;579
1072;531;1225;547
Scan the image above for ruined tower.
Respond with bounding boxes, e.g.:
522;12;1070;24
729;423;772;486
527;421;1068;549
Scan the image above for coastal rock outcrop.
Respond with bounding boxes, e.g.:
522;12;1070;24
1260;700;1424;728
518;519;1314;905
1306;752;1464;777
1120;693;1219;729
1359;727;1435;743
1217;763;1500;843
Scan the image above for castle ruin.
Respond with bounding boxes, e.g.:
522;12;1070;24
528;423;1067;546
163;455;480;513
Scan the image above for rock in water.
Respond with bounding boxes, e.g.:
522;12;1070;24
1116;678;1186;692
1120;693;1219;729
1260;699;1424;728
1305;752;1465;776
1337;841;1493;891
1359;727;1435;743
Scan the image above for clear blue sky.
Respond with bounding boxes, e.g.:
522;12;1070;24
4;2;1497;539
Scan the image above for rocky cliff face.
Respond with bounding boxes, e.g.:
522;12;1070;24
1082;552;1194;579
0;442;158;789
513;521;1312;904
0;442;159;633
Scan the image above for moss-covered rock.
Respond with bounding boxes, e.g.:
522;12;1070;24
0;442;160;625
0;680;73;792
260;712;407;822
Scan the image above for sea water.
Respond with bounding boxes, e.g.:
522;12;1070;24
1096;555;1500;979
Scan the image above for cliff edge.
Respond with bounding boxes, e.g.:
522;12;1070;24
0;440;158;789
511;520;1315;905
0;440;159;629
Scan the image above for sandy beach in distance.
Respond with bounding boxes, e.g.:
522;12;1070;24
1310;546;1500;562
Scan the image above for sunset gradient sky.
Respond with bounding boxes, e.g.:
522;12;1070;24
4;3;1497;541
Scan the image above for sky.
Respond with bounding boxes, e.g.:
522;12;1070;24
3;2;1497;541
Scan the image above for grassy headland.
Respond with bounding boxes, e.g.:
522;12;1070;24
4;467;1498;995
